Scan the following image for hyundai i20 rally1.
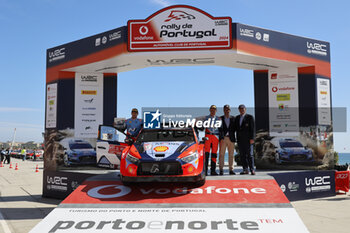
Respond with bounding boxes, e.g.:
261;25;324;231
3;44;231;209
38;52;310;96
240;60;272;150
120;127;206;185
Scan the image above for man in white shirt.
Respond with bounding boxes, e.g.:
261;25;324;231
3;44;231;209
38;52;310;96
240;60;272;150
218;105;236;175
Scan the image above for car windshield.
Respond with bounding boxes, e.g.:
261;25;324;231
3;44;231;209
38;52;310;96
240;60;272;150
136;129;195;142
280;141;303;148
69;143;93;150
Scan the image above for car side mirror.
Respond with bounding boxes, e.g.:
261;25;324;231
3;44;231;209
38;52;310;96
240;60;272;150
125;138;134;146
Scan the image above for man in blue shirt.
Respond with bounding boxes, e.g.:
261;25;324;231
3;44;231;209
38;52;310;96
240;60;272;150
125;108;143;138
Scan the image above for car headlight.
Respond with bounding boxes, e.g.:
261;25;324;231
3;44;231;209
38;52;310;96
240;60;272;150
126;153;139;163
181;151;198;163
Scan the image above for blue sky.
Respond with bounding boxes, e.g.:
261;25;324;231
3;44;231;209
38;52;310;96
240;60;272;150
0;0;349;152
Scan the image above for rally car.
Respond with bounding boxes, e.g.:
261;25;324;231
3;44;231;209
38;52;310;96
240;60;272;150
60;139;97;166
120;127;206;185
272;138;314;164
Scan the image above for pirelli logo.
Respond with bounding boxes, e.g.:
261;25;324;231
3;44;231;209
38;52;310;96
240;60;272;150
81;90;97;95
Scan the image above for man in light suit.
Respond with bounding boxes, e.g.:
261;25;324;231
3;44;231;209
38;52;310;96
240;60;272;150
234;104;256;175
218;105;236;175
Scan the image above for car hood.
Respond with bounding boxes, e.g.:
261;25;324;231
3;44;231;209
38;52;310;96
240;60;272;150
135;141;194;161
280;147;310;153
71;149;96;154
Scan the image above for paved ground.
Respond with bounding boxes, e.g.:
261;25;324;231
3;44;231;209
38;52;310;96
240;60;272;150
0;158;349;233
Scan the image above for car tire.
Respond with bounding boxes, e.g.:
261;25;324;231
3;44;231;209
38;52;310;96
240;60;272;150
119;174;131;186
275;153;282;165
63;154;70;167
195;179;206;187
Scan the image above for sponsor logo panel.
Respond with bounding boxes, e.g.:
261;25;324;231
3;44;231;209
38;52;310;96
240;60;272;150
46;83;57;128
317;78;331;125
128;6;232;51
75;73;103;138
29;208;308;233
268;69;299;135
62;179;288;204
270;171;335;201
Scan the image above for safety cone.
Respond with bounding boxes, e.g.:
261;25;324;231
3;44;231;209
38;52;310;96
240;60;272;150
15;163;18;170
35;165;39;173
0;161;3;167
9;163;13;169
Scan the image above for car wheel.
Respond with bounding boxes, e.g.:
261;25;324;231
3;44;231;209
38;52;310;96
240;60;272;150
119;174;132;186
63;154;70;167
275;153;282;165
195;179;206;187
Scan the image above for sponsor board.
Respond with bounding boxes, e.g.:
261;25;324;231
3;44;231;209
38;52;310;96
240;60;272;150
236;23;330;62
268;68;299;135
46;27;125;68
317;78;331;125
74;73;103;138
46;83;58;128
43;170;95;199
62;179;289;204
29;208;308;233
270;171;335;201
128;5;232;51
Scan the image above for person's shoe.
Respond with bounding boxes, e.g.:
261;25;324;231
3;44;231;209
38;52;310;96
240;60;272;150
211;171;218;176
240;170;249;175
219;170;224;175
251;170;256;175
229;170;236;175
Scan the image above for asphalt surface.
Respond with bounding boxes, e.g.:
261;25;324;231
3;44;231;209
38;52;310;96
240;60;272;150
0;158;349;233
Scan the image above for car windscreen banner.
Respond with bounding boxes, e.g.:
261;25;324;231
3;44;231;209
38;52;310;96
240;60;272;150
128;5;232;52
269;170;335;201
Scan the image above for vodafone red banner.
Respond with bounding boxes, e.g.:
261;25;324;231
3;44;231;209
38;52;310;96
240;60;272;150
62;179;289;204
128;5;232;52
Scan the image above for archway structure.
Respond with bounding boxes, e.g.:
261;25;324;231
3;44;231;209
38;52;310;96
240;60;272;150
44;5;332;198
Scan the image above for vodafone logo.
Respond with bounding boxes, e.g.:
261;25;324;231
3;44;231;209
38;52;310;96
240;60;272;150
139;26;148;35
272;86;278;92
336;173;349;179
87;185;131;199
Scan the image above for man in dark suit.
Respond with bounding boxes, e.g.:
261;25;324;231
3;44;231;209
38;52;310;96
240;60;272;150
234;104;256;175
218;105;236;175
